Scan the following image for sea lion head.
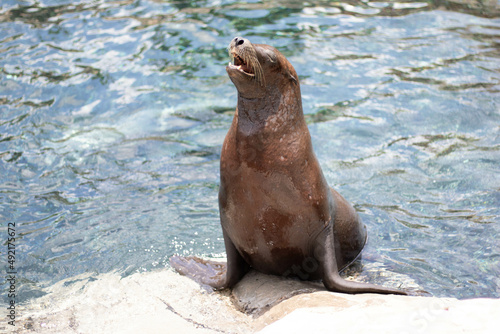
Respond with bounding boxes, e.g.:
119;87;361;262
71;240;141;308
226;37;299;99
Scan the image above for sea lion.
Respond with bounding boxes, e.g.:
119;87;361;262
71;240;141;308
170;37;407;295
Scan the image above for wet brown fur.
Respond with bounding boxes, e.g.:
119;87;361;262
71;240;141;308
171;37;407;296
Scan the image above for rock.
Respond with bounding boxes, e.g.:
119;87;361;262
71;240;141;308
15;270;253;334
15;269;500;334
256;292;500;334
232;270;324;315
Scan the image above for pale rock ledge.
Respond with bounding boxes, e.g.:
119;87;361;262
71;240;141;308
15;269;499;334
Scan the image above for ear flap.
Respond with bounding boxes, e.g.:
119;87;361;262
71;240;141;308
289;72;298;85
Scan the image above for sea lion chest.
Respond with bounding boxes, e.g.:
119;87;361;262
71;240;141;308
218;115;333;276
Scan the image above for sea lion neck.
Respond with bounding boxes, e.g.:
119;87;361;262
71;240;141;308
235;84;303;137
237;92;278;123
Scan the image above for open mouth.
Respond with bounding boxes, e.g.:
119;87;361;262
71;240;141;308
229;53;254;76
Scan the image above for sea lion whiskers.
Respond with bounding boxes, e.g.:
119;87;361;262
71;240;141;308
227;43;265;87
243;47;265;87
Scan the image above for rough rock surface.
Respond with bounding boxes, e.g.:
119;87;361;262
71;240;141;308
15;269;500;334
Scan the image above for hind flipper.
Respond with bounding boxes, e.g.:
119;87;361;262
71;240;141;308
317;223;407;295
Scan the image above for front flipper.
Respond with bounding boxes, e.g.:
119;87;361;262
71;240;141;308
317;224;408;295
170;228;249;290
169;255;227;288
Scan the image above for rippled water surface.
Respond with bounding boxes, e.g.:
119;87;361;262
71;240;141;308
1;0;499;302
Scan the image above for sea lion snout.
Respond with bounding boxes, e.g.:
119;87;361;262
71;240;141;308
232;36;246;47
227;37;265;91
227;36;254;73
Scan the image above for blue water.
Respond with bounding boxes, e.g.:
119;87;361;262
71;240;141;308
1;0;499;303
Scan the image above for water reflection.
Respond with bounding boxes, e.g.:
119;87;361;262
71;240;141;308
0;0;499;302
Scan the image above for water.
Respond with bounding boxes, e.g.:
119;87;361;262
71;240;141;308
1;0;499;305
